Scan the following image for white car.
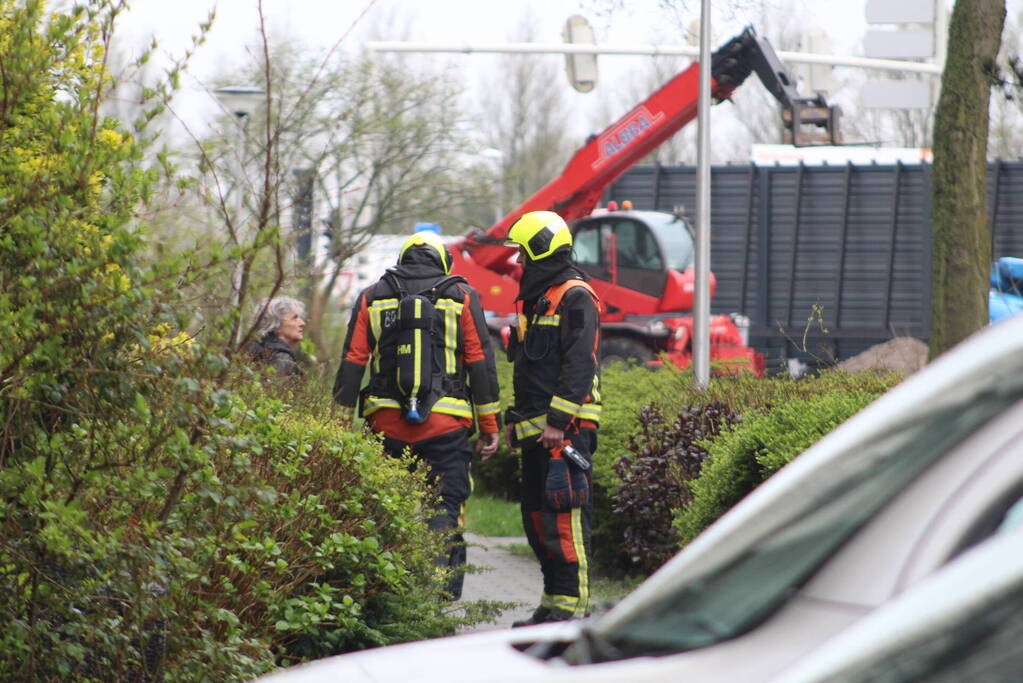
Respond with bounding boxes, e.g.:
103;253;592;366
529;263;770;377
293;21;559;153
262;314;1023;682
771;521;1023;682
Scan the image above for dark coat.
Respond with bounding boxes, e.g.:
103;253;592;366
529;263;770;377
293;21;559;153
248;332;303;378
508;283;601;431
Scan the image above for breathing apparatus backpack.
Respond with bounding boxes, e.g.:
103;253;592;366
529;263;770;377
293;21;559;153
385;272;466;424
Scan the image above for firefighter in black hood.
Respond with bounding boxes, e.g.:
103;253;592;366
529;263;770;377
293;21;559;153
333;231;501;599
503;211;602;625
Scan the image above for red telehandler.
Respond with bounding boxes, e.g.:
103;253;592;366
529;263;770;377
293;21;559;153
449;26;842;375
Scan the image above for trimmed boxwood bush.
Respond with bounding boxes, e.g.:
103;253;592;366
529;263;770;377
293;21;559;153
673;387;889;546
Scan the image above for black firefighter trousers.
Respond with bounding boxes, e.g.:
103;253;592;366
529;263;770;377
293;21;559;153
520;428;596;619
382;428;471;600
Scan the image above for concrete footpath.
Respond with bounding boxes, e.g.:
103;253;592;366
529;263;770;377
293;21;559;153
458;533;542;631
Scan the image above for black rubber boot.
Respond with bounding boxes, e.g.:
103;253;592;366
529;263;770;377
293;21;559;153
512;606;550;628
512;606;576;627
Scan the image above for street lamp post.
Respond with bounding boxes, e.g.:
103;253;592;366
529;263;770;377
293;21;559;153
693;1;712;390
212;85;264;343
213;85;265;121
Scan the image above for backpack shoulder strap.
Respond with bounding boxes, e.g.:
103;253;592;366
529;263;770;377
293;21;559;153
543;279;603;314
382;270;408;299
416;275;468;301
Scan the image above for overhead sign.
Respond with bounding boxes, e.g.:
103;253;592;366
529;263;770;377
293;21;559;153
864;30;934;59
865;0;935;24
863;0;939;108
861;80;932;109
562;15;598;93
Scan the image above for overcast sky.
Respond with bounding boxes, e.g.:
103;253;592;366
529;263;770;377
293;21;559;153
118;0;872;66
111;0;1023;160
115;0;879;134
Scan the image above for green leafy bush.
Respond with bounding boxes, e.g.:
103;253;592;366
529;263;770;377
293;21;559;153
177;397;467;663
1;373;468;680
673;387;886;546
0;3;488;679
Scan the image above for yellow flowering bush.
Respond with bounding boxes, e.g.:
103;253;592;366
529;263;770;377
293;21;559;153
1;2;485;680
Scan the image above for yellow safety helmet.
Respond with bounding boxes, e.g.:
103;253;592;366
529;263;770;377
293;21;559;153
398;231;452;274
505;211;572;261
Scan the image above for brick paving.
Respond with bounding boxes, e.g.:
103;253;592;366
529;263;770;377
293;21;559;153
458;533;542;631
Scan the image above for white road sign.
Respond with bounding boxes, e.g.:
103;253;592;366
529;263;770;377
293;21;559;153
864;30;934;59
866;0;935;24
861;80;932;109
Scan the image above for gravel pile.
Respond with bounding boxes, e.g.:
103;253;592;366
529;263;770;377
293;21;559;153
836;337;929;375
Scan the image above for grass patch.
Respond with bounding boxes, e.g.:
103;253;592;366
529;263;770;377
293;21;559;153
501;542;535;559
466;494;523;537
588;575;645;616
591;575;643;605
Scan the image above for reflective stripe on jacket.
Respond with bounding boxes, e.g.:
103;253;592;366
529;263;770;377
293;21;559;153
333;273;501;435
509;280;602;432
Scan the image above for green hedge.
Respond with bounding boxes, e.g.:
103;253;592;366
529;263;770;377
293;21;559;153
194;393;485;663
477;355;901;576
673;387;885;546
589;367;895;574
1;371;476;680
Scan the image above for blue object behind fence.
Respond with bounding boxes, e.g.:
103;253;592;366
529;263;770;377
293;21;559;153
990;257;1023;323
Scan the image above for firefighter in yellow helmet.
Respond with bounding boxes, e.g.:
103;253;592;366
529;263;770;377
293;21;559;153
504;211;603;625
333;230;501;599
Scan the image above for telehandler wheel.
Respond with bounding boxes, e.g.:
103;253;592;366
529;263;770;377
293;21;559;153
600;337;655;367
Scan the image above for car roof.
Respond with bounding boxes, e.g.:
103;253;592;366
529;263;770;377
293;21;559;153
598;314;1023;633
579;209;688;223
767;524;1023;682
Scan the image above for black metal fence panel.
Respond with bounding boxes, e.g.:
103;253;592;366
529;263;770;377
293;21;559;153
607;162;1021;368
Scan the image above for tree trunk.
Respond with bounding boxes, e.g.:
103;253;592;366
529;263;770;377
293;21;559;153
929;0;1005;359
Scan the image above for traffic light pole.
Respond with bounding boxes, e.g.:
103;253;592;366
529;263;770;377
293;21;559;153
693;0;712;390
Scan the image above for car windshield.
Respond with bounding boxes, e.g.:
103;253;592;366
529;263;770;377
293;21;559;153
567;373;1023;664
642;212;694;271
830;581;1023;683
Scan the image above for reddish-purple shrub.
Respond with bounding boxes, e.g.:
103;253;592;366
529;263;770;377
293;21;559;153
612;402;738;572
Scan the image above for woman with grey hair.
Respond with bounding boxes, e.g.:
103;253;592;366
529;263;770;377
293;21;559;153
247;296;306;377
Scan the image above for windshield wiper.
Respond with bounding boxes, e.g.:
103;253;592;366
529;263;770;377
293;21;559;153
563;617;728;665
594;614;733;661
568;624;625;664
